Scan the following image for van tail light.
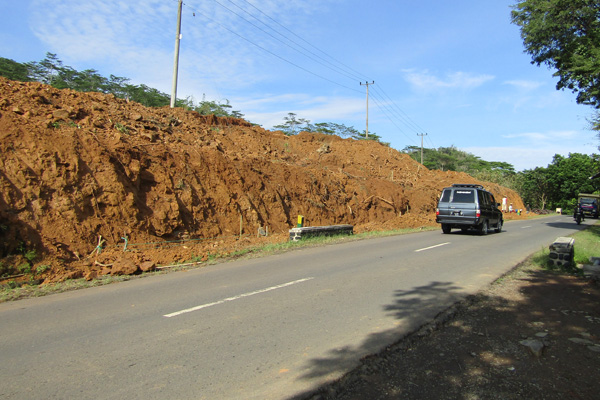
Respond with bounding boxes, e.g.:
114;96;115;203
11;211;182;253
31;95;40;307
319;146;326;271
476;209;481;218
436;209;440;216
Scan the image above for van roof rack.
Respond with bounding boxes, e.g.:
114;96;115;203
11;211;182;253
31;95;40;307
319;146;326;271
452;183;484;189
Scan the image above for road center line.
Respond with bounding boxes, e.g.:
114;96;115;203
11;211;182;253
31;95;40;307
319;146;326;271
415;242;450;253
163;277;315;318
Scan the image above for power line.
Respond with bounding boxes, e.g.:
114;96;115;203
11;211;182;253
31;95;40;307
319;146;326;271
221;0;365;82
171;0;429;145
231;0;366;82
180;1;362;93
370;85;427;134
204;0;362;82
368;94;419;145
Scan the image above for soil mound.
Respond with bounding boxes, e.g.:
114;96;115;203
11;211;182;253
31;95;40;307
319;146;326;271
0;77;525;283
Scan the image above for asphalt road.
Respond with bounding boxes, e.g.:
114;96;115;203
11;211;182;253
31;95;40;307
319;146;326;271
0;215;590;399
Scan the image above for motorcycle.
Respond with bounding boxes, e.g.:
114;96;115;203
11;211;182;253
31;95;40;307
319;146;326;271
574;206;584;225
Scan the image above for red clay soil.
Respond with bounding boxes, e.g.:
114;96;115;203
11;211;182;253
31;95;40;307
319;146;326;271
0;77;526;284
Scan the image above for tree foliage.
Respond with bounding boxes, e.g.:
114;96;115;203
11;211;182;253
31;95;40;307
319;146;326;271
272;114;388;145
519;153;600;210
307;122;361;137
511;0;600;108
273;113;311;136
0;53;243;117
546;153;600;208
177;96;244;118
0;57;33;82
402;146;520;189
518;166;552;209
403;146;515;173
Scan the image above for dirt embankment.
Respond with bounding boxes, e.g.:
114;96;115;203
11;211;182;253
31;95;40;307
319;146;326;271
0;77;526;283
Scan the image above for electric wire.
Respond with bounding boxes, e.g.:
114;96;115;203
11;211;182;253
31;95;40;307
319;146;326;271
201;0;362;83
231;0;367;82
425;134;436;149
369;90;419;134
221;0;365;82
371;85;426;134
180;1;362;93
173;0;428;144
369;94;419;145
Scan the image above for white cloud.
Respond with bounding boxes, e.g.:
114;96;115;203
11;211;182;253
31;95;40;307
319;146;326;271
502;130;579;142
503;80;545;91
466;130;598;171
403;69;494;92
466;145;598;171
237;93;364;128
28;0;340;94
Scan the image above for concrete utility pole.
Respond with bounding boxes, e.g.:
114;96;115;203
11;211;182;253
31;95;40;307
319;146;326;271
360;81;374;139
417;133;428;164
170;0;183;108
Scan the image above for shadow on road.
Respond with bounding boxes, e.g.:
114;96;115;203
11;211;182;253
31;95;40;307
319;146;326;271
544;214;599;231
289;281;463;395
291;265;600;400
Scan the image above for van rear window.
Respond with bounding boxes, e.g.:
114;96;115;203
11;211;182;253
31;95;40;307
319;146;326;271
452;190;474;203
440;189;451;202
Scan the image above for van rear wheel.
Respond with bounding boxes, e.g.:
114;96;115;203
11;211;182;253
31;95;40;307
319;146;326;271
479;220;488;235
441;224;451;234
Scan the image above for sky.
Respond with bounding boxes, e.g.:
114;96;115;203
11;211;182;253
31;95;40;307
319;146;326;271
1;0;599;171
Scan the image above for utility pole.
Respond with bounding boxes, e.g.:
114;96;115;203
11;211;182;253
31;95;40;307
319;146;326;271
417;133;428;164
360;81;374;139
170;0;183;108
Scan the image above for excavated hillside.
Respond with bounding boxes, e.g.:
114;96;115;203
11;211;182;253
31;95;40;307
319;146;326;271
0;77;525;283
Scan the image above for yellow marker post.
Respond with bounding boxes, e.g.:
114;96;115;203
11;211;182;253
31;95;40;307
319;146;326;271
297;215;304;228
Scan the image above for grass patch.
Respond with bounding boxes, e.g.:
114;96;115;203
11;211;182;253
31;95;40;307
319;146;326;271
572;224;600;265
0;274;133;302
516;222;599;276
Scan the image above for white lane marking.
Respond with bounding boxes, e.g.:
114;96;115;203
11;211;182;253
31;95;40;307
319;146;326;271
163;277;315;318
521;226;532;229
415;242;450;253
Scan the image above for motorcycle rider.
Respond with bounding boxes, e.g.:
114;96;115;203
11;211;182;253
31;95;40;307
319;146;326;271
574;202;585;222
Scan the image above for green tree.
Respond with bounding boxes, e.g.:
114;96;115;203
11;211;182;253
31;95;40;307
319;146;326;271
176;96;245;118
106;74;131;98
302;121;362;138
517;152;600;210
25;53;65;86
124;84;170;107
0;53;248;114
352;130;388;146
402;145;498;173
519;166;552;209
273;113;310;135
545;153;600;209
0;57;32;81
401;145;520;189
511;0;600;107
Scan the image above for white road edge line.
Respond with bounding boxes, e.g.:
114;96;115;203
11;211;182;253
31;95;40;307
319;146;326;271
163;277;315;318
415;242;450;253
521;226;532;229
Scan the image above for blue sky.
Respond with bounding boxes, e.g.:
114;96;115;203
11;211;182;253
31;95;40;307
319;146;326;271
1;0;598;171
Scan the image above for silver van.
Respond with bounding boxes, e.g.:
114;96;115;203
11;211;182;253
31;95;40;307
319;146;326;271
435;184;503;235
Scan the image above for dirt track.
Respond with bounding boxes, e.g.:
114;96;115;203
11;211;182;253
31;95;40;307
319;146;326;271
0;77;525;283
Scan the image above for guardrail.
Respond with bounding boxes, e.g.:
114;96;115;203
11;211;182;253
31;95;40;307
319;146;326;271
289;224;354;241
